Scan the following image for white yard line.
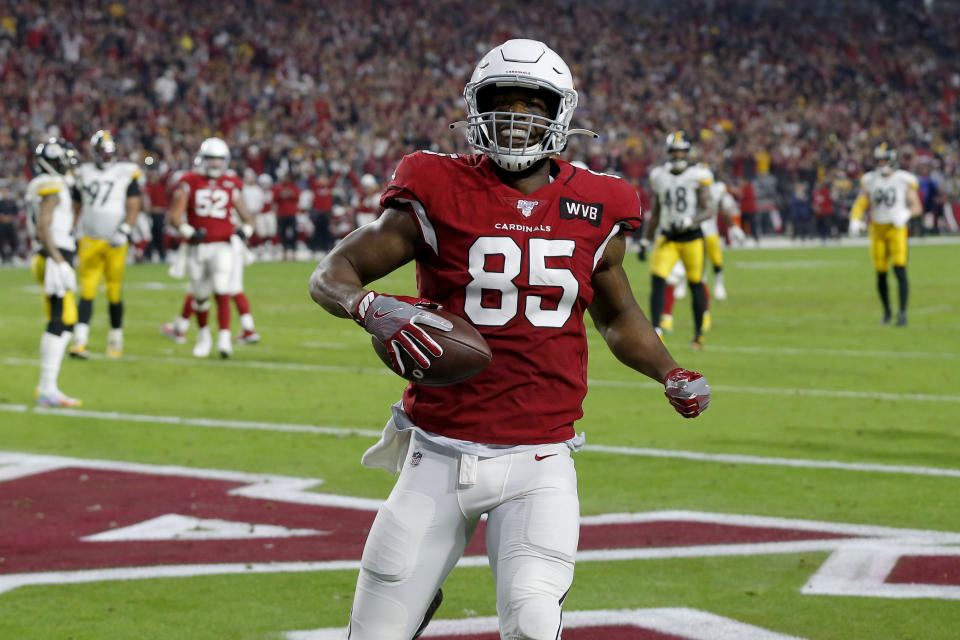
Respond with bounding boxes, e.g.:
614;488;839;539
5;355;960;403
2;403;958;479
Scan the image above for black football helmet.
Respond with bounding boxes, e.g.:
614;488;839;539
873;142;898;174
666;130;692;173
90;130;117;168
33;138;78;177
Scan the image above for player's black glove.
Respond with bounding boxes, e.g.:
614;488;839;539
109;222;133;248
233;223;254;243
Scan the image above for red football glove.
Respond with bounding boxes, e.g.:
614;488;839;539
355;292;452;375
663;367;711;418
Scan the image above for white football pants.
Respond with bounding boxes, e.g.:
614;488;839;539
347;431;579;640
187;242;234;299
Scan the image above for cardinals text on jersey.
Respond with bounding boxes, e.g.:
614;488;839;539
76;162;142;239
380;151;642;445
862;169;919;226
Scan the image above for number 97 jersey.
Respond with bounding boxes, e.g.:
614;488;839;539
381;152;642;446
177;171;243;243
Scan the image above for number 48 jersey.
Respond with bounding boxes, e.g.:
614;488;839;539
649;163;714;235
176;171;244;243
381;152;642;445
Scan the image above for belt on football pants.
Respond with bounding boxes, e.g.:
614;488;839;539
458;453;478;487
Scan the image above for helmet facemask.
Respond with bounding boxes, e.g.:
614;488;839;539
465;81;575;172
874;144;898;176
91;131;116;169
198;138;231;178
666;131;692;173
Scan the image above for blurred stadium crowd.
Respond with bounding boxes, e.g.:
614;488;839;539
1;0;959;263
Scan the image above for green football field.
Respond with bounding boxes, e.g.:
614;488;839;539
1;240;959;640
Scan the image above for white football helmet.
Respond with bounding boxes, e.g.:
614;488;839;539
460;39;582;172
666;131;692;173
198;137;230;178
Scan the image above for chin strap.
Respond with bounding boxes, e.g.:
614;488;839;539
567;128;599;139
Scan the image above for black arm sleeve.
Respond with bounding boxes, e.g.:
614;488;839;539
126;179;142;198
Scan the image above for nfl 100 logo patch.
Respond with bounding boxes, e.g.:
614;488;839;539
516;199;539;218
410;451;423;466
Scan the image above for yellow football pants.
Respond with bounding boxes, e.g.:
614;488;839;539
704;234;723;269
31;254;78;324
651;236;705;283
77;236;128;303
870;223;908;271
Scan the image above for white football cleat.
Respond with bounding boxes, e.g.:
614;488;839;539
193;327;212;358
235;329;260;344
106;329;123;358
161;322;187;344
217;329;233;359
35;389;82;408
713;282;728;300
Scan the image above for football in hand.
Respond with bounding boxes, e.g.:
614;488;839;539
371;309;492;386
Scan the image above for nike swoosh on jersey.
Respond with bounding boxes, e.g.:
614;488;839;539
534;454;558;461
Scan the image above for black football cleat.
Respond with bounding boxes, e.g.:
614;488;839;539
881;310;892;325
412;589;443;640
896;311;907;326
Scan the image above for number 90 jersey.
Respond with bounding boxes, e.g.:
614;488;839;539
176;171;244;243
861;169;919;227
381;152;642;445
649;163;714;235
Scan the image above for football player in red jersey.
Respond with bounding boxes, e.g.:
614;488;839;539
168;138;255;358
309;40;710;640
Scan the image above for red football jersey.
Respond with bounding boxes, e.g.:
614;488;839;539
381;152;642;445
177;171;243;243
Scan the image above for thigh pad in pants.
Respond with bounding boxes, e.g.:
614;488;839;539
360;490;436;583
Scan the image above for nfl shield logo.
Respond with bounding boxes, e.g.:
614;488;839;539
516;199;539;218
411;451;422;466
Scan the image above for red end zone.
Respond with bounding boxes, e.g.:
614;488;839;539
2;452;959;605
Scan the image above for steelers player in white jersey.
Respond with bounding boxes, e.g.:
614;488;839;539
660;179;745;334
25;138;82;407
69;130;143;359
848;143;922;326
640;131;714;349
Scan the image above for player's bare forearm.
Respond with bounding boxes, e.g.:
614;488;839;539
589;235;678;382
309;253;367;318
124;196;142;226
235;198;255;226
907;188;922;217
643;199;660;242
309;208;418;319
168;190;188;227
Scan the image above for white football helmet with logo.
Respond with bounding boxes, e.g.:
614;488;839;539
198;137;230;178
458;39;592;172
